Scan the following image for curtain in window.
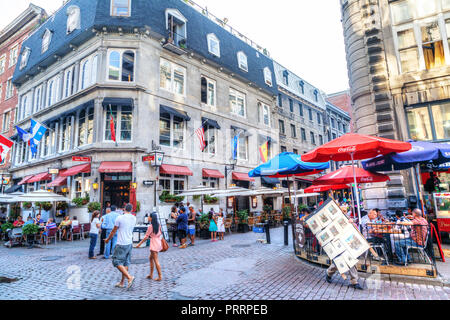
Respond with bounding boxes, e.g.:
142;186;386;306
423;41;445;70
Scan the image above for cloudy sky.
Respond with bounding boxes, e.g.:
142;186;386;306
0;0;349;94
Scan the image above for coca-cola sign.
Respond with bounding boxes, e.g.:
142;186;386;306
337;146;356;153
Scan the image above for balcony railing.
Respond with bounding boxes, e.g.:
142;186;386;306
180;0;270;58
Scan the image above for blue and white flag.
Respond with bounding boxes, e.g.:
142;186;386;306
231;133;239;160
29;119;47;157
16;125;33;144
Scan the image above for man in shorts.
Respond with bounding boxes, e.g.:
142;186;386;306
105;203;136;289
187;206;196;247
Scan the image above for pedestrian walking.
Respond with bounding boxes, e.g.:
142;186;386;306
103;206;120;259
217;211;225;240
105;203;136;289
187;206;196;246
88;211;101;260
209;209;218;242
176;207;188;249
98;202;111;256
136;213;163;281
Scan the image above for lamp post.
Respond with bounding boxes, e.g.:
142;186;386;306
150;150;165;207
224;159;237;190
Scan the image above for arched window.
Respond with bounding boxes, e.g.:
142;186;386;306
19;48;31;70
42;29;52;53
65;69;72;98
21;96;27;120
47;81;54;106
237;52;248;72
66;5;81;34
81;60;90;90
35;87;41;112
91;55;98;84
207;34;220;57
78;110;86;146
108;51;120;81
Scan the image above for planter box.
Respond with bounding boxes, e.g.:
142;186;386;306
238;224;250;233
200;229;210;240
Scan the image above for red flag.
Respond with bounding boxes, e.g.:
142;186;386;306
195;126;206;151
0;134;13;163
109;109;116;143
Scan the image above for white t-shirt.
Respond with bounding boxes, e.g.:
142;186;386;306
114;214;136;246
90;218;101;235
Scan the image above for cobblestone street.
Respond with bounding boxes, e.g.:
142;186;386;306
0;227;449;300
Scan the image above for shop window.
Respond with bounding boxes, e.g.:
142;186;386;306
203;178;219;189
201;76;216;107
111;0;131;17
421;21;445;70
160;58;186;95
104;105;133;142
432;103;450;140
407;106;433;140
397;29;419;73
207;33;220;57
229;88;246;117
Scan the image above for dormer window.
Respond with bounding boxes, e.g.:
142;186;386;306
111;0;131;17
42;29;52;53
237;51;248;72
67;5;81;34
283;70;289;85
19;47;31;70
299;80;305;94
314;89;319;102
207;33;220;57
166;9;187;48
264;67;272;87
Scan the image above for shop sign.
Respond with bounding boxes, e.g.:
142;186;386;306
48;169;59;175
142;155;155;162
143;180;154;186
1;177;10;185
437;219;450;233
72;156;91;162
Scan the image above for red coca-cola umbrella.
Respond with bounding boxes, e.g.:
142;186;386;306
313;166;390;185
304;184;350;194
301;133;412;163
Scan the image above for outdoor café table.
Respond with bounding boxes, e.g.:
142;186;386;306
368;224;403;261
133;225;148;244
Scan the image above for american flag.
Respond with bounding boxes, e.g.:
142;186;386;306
195;126;206;151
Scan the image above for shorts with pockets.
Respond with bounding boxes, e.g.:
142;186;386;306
112;244;133;268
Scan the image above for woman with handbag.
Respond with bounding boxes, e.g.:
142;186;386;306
136;212;166;281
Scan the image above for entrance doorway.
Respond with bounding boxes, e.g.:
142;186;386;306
101;173;132;208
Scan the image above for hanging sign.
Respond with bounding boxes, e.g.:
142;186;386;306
72;156;91;162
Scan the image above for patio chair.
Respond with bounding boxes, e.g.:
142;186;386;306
224;218;232;234
71;225;83;241
405;231;432;266
365;242;389;265
81;223;90;240
43;227;58;245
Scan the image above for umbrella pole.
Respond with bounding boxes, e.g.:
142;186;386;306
351;153;362;226
287;175;292;206
414;164;426;214
294;179;298;216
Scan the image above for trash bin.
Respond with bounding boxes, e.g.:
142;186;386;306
254;223;266;243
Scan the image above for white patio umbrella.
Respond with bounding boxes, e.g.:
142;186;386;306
16;190;71;202
178;185;219;212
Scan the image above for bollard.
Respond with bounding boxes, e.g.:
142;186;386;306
265;220;271;244
284;221;289;246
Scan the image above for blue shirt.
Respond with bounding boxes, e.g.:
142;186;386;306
177;213;188;231
102;211;121;230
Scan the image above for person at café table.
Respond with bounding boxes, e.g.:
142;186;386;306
34;214;45;226
360;210;391;259
13;216;25;228
59;216;72;240
393;209;429;265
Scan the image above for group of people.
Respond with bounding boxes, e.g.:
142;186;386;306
168;203;226;249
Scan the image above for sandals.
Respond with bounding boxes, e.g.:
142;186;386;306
146;275;153;280
115;283;125;288
127;277;135;290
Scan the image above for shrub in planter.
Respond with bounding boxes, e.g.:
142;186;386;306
237;210;249;233
22;223;39;235
159;191;185;203
87;202;101;213
204;195;218;204
23;202;32;209
1;222;13;233
72;197;86;208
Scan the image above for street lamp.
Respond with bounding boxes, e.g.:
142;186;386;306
224;159;237;190
149;149;165;207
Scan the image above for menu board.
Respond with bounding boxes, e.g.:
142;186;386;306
305;198;371;275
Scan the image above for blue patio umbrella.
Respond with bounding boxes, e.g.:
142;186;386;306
249;152;330;178
362;141;450;213
362;141;450;171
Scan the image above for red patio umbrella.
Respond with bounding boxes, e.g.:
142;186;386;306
130;187;137;214
313;166;390;185
304;184;350;194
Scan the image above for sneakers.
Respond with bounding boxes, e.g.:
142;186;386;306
350;283;364;290
326;274;332;283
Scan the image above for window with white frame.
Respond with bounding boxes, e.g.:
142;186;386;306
159;174;186;195
203;177;219;189
59;116;73;152
20;93;32;120
15;141;27;165
237;135;248;161
46;75;60;107
200;76;216;107
34;85;43;112
2;111;10;132
9;45;19;67
5;79;14;100
0;55;5;74
159;112;185;149
104;105;133;142
40;122;56;157
63;66;75;98
203;125;217;155
166;9;187;48
160;58;186;95
207;33;220;57
80;54;98;90
77;107;94;147
258;102;270;126
229;88;246;117
66;5;81;34
111;0;131;17
42;29;52;53
19;47;30;70
237;51;248;72
107;50;134;82
264;67;272;87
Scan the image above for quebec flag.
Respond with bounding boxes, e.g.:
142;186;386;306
16;119;47;157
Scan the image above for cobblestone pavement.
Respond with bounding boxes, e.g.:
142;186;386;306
0;227;449;300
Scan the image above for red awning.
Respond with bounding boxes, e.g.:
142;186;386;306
18;175;34;185
98;161;133;173
160;164;193;176
232;172;255;182
202;169;224;179
60;163;91;177
47;176;68;187
28;172;52;183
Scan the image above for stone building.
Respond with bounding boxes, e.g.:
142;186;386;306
0;4;46;190
10;0;280;220
339;0;450;213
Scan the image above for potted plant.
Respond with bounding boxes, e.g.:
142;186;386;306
87;202;101;213
22;223;39;247
204;195;218;204
282;206;292;223
198;213;211;239
72;197;86;208
23;202;32;210
237;209;249;233
56;202;68;217
159;191;185;203
1;222;13;241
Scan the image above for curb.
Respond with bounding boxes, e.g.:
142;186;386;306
358;272;450;288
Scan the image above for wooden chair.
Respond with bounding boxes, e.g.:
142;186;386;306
224;218;233;234
247;217;255;231
43;227;58;245
81;223;90;240
71;225;83;241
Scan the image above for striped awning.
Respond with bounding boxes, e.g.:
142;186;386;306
232;172;255;182
160;164;193;176
28;173;52;183
18;175;34;185
47;176;68;187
